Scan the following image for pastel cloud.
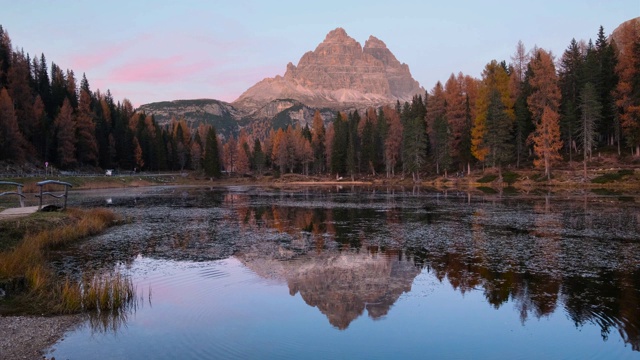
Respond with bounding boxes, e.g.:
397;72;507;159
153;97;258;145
67;34;152;72
108;56;222;84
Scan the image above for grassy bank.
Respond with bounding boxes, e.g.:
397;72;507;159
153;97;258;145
0;208;134;315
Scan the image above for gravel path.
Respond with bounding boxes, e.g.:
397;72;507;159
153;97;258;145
0;315;83;359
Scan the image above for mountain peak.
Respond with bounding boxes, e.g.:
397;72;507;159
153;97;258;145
364;35;387;49
324;27;350;41
233;29;423;113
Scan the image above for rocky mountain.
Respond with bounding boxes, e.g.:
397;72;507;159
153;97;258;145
233;28;423;114
137;99;246;137
610;16;639;50
136;28;423;138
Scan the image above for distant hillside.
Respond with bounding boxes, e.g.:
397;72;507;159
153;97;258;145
137;98;337;139
136;99;246;138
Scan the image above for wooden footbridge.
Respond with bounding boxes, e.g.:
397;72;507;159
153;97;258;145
0;180;73;219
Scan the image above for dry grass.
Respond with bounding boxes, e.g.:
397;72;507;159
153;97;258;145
0;208;134;315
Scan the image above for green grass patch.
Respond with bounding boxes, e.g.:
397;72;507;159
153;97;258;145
477;174;498;183
591;170;633;184
502;171;520;185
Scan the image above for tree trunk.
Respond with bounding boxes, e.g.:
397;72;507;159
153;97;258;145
583;151;587;181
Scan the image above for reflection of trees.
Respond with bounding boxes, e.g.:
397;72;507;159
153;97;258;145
232;193;640;349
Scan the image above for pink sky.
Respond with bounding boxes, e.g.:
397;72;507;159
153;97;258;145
1;0;637;107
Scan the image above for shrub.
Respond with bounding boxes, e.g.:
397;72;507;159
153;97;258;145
477;174;498;183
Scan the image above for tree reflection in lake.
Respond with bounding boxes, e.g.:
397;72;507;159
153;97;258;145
59;186;639;353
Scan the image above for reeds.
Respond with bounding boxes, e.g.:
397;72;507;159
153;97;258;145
0;208;133;315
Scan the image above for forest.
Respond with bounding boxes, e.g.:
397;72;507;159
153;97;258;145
0;22;638;180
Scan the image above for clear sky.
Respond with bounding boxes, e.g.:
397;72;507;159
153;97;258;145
1;0;638;107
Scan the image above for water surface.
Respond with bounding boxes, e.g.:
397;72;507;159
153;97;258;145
47;186;640;359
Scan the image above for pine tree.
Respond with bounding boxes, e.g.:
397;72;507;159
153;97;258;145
484;89;514;172
576;83;601;178
360;113;376;175
346;110;360;180
330;113;348;175
253;138;265;174
402;96;427;181
204;127;221;178
558;38;584;161
0;26;12;87
594;26;619;147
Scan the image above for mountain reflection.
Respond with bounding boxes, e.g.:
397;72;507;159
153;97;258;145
226;190;639;349
238;247;418;329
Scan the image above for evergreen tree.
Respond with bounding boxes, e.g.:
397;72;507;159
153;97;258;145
458;95;474;174
330;113;348;175
360;114;376;175
558;38;584;161
204;127;221;178
402;97;428;181
346;110;360;179
253;138;265;174
374;107;387;173
576;82;601;178
484;89;514;172
594;26;618;147
0;26;12;87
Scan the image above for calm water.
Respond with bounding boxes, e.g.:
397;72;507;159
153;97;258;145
45;186;640;359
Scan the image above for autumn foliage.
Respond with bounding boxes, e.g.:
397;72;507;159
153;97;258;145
0;20;638;179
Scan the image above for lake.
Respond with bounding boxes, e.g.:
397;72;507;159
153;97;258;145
45;186;640;359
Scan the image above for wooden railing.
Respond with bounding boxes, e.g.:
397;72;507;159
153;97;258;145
36;180;73;210
0;181;26;208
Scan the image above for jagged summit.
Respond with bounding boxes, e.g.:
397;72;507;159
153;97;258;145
233;28;423;114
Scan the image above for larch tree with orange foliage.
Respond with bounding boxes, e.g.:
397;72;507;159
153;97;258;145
311;110;326;174
236;129;251;174
471;60;514;170
0;88;27;162
271;129;287;174
223;136;238;173
444;73;468;163
54;98;77;168
133;136;144;169
614;20;640;156
527;49;562;179
427;81;450;175
383;106;403;177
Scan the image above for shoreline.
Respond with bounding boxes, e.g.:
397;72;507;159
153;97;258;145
0;314;83;359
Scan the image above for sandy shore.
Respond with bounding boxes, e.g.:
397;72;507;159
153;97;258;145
0;315;83;359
